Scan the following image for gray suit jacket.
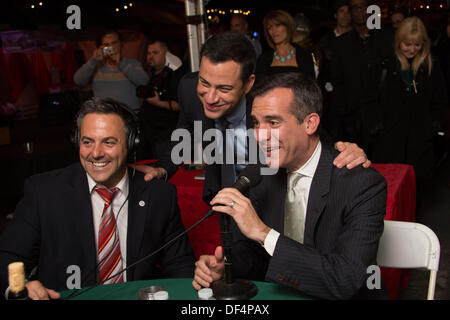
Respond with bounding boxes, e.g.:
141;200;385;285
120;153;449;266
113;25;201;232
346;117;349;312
231;142;388;299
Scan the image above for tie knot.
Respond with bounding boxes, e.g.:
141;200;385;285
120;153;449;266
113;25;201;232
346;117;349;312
218;119;231;131
288;172;302;190
95;186;119;205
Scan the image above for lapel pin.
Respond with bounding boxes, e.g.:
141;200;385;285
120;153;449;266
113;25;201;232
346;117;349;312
139;201;145;207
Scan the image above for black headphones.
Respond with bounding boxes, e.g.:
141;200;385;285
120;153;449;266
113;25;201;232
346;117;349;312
72;99;140;158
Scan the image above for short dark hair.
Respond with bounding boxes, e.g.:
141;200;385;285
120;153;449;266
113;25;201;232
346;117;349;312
334;0;349;13
74;97;138;151
230;13;249;25
248;72;323;123
96;30;123;47
200;31;256;82
147;39;168;50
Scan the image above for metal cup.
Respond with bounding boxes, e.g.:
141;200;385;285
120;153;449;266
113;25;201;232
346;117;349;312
137;285;164;300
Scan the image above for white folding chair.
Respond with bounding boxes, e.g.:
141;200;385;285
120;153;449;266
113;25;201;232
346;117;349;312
377;220;440;300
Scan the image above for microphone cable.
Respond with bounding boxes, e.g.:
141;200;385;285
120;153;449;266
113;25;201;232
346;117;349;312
64;164;260;299
63;206;215;300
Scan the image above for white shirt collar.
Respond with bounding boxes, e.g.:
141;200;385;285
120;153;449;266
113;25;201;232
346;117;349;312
290;141;322;178
87;170;129;198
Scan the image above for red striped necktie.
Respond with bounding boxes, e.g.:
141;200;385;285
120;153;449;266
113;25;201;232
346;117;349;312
95;186;124;284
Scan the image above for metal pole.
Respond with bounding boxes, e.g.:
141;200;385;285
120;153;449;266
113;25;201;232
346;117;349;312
184;0;200;72
196;0;207;52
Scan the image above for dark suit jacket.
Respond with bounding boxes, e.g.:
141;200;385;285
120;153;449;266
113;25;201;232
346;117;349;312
0;163;195;294
231;142;388;299
328;28;394;148
159;72;254;203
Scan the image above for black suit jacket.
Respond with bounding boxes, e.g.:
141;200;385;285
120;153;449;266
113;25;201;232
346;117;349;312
159;72;254;203
231;142;388;299
328;28;394;148
0;163;195;294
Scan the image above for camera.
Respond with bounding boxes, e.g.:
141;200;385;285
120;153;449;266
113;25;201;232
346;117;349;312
103;46;114;55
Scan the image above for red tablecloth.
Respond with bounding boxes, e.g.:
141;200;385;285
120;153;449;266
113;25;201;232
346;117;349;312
168;163;416;300
169;168;220;259
372;163;416;299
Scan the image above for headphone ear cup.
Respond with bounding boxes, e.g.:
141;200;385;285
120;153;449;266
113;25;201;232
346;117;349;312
134;127;140;149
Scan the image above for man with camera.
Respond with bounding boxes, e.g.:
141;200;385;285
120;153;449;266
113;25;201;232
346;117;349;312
73;30;149;113
137;39;185;160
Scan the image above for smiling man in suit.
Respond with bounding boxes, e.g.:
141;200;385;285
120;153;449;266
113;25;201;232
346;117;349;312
192;72;388;299
137;32;372;204
0;97;195;300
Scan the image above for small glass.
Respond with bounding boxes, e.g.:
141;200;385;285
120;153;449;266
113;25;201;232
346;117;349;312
137;285;164;300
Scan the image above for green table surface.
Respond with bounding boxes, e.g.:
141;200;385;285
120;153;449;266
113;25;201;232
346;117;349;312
60;278;313;300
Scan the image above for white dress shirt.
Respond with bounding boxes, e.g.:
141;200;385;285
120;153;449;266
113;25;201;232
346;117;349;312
263;141;322;256
87;172;129;281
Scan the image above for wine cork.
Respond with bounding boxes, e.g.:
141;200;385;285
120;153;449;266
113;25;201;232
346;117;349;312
8;262;25;292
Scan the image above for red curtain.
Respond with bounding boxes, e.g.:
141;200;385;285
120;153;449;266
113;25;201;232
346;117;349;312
30;51;50;96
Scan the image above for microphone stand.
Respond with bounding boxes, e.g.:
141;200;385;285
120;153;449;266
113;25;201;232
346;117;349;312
210;213;258;300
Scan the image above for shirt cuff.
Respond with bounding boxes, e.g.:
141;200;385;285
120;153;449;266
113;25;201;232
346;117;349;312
263;229;280;256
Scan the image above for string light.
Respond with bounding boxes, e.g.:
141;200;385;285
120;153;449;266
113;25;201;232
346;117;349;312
39;2;43;5
206;8;252;16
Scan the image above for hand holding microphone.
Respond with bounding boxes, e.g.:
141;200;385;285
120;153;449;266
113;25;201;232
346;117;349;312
192;164;265;298
210;188;271;246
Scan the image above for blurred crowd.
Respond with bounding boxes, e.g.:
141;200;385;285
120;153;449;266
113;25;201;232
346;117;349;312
6;0;446;185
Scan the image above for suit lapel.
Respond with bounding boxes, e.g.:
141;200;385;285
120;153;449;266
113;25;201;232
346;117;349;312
68;164;97;283
303;143;332;246
126;170;149;281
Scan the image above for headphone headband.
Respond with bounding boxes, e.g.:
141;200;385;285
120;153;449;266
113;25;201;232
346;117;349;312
72;99;140;158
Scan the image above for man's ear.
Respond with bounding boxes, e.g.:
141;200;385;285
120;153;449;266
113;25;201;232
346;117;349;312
305;113;320;136
244;74;256;94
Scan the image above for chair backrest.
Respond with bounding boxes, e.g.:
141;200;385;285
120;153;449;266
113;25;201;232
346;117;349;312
377;220;440;299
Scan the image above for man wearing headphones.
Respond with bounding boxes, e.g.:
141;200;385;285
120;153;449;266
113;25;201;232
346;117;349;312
0;98;195;300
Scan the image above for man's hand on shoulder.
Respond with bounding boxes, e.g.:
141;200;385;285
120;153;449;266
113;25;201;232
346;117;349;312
25;280;60;300
333;141;371;169
133;164;167;182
